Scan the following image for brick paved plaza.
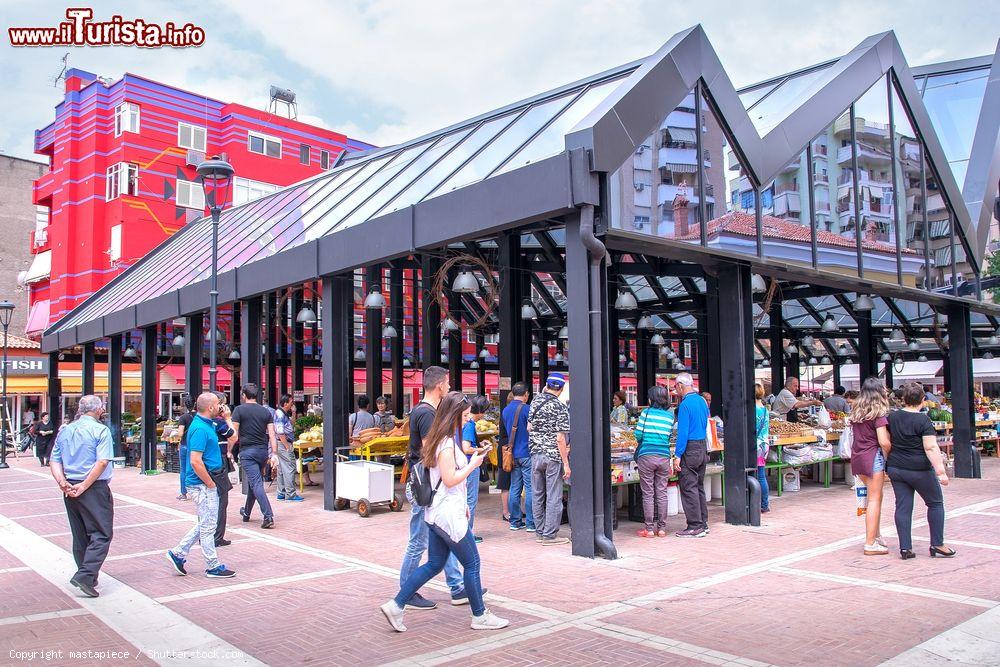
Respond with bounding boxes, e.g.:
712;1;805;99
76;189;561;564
1;456;998;666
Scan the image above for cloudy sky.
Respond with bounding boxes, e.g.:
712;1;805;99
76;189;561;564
1;0;996;161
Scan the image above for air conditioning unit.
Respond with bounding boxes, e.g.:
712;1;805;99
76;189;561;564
185;149;206;167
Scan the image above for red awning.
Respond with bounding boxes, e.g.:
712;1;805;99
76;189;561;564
24;299;49;337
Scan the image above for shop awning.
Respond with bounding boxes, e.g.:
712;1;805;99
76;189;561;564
664;127;698;143
24;250;51;284
2;372;142;394
24;299;50;337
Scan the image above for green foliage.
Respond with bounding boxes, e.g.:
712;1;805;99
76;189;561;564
986;252;1000;304
294;414;322;437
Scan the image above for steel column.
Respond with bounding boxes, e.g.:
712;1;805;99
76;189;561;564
81;342;95;396
140;326;157;472
240;298;262;389
608;302;620;393
279;295;289;399
769;300;785;390
703;275;723;412
448;276;463;391
184;313;204;398
833;363;842;391
566;209;615;559
292;289;305;412
715;262;757;525
47;351;61;430
636;328;653;399
421;256;442;368
857;311;877;381
265;293;278;406
390;268;404;416
322;274;354;509
947;302;977;478
498;232;526;394
884;360;894;390
475;334;487;396
108;334;123;457
366;266;384;404
537;329;549;393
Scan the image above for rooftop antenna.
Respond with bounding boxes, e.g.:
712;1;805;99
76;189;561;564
53;52;69;87
267;85;297;119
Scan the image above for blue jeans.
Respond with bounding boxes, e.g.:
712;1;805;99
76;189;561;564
240;447;274;520
465;466;480;532
399;483;463;595
395;524;485;616
509;456;535;529
757;465;770;511
173;484;220;570
179;445;188;495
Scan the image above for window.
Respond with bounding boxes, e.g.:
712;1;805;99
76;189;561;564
233;177;279;205
105;163;138;200
109;224;122;262
114;102;140;136
177;123;207;152
300;144;311;165
320;150;330;170
248;131;281;158
176;179;206;210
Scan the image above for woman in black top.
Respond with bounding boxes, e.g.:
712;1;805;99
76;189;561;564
35;412;56;466
886;382;955;560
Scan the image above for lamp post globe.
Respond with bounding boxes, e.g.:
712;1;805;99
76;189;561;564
196;158;235;392
0;300;14;470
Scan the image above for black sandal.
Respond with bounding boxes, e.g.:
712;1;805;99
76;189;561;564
900;550;915;560
929;545;956;558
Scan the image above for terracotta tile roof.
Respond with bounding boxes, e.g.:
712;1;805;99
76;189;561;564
5;334;41;350
678;211;912;255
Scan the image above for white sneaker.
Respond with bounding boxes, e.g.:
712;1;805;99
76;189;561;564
875;536;887;548
864;542;888;555
471;609;510;630
380;601;406;632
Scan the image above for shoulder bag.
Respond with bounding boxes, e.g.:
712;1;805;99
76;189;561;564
502;402;526;472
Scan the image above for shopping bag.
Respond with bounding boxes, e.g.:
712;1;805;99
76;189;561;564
837;421;854;459
854;476;868;516
816;407;832;429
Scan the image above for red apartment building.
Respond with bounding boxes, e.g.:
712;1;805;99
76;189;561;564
27;68;374;337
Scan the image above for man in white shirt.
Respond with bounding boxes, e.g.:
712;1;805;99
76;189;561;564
773;378;821;423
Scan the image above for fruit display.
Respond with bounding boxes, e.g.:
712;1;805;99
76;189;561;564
611;427;637;447
295;425;323;447
769;420;811;437
475;418;498;435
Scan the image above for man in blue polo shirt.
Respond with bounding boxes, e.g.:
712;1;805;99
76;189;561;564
502;382;534;532
167;392;236;578
672;372;710;538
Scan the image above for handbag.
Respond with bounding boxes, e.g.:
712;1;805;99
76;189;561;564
838;419;854;459
502;402;526;472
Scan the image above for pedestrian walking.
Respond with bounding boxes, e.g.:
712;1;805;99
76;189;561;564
887;382;956;560
274;394;304;502
167;392;236;578
850;376;891;555
175;395;195;500
460;395;492;543
634;385;675;538
528;373;571;546
49;395;115;598
381;391;508;632
35;412;56;467
211;391;237;547
232;383;278;529
673;372;710;538
502;383;533;532
397;366;466;609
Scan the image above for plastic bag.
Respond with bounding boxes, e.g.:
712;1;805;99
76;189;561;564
838;421;854;459
855;476;868;516
816;407;832;430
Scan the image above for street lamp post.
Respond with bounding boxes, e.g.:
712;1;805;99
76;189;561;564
197;158;235;393
0;300;14;470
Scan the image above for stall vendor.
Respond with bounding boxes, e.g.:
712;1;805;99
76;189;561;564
611;391;629;425
773;378;821;423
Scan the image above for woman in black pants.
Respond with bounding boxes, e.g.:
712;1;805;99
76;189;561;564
886;382;956;560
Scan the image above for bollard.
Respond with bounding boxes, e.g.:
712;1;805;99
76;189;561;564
747;472;762;526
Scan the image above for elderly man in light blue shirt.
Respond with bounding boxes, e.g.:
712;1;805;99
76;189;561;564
50;395;115;598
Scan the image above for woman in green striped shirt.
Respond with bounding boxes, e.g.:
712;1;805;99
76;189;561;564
634;385;676;537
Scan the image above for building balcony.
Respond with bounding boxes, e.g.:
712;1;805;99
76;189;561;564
33;171;56;206
773;191;801;217
34;121;57;154
812;143;828;156
774;182;799;195
814;172;829;184
833;115;889;138
658;146;710;170
838;144;892;165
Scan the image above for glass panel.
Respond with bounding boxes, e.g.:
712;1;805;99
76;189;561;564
766;141;813;270
492;76;627;176
852;77;898;285
920;69;989;186
830;108;862;278
747;65;838;135
892;84;929;290
609;88;716;247
331;127;475;232
427;93;577;197
376;112;520;214
739;81;780;110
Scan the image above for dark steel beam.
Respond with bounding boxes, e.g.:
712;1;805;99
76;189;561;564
947;302;977;478
184;313;204;398
322;273;354;510
264;293;278;407
140;326;157;472
390;268;404;417
421;256;443;367
81;342;95;396
292;288;305;412
240;298;262;389
108;334;123;457
47;352;62;433
366;266;384;405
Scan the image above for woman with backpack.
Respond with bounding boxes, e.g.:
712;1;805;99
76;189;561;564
381;391;508;632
